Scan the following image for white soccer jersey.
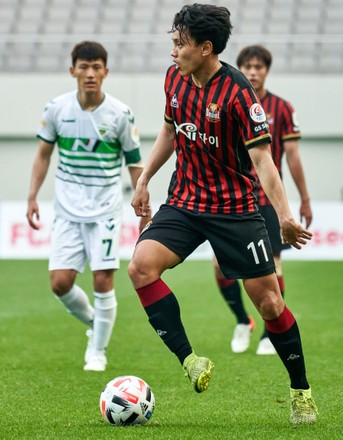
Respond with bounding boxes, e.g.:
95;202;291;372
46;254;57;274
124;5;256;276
37;91;141;222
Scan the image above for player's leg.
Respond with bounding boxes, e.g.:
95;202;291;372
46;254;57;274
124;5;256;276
84;218;121;371
82;269;117;371
209;212;317;423
257;205;289;354
257;253;282;354
128;205;214;392
49;218;94;329
214;256;254;353
244;274;317;424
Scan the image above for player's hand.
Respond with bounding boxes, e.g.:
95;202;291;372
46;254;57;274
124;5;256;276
26;199;40;230
300;199;312;228
280;218;312;250
131;184;151;218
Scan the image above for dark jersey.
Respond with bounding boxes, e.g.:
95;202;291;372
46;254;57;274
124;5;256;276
253;91;301;206
164;63;271;215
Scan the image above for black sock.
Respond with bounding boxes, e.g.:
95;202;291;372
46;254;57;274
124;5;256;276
219;280;249;324
144;293;192;365
268;321;309;389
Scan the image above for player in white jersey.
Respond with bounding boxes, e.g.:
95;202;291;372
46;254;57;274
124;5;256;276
27;41;150;372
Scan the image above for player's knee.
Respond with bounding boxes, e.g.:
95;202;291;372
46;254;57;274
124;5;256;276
128;257;157;288
259;292;284;320
128;258;144;284
50;273;73;296
93;269;114;292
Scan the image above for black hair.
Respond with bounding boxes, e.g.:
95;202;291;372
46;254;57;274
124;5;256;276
170;3;233;54
236;45;272;70
71;41;108;67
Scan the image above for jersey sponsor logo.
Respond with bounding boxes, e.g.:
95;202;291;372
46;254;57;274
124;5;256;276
249;103;266;123
254;122;269;133
174;121;219;148
71;138;99;152
205;103;221;123
171;94;179;108
62;119;76;123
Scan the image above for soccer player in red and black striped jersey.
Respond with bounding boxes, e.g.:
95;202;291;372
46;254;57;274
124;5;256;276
214;45;313;357
128;4;317;424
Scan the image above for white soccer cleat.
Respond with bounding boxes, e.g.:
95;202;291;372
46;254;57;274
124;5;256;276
84;351;107;371
256;337;277;355
231;317;255;353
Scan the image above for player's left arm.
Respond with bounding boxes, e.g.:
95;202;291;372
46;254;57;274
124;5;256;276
249;143;312;249
284;139;312;228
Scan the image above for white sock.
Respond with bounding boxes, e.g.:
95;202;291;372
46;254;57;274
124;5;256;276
93;290;117;351
56;285;94;326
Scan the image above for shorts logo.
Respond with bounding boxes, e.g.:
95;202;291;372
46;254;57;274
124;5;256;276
141;220;152;235
205;103;221;122
249;103;266;123
171;94;179;108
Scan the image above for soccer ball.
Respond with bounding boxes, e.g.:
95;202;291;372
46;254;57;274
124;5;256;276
100;375;155;426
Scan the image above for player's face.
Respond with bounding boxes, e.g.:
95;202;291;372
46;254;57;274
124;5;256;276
70;59;109;93
239;57;268;92
170;31;205;77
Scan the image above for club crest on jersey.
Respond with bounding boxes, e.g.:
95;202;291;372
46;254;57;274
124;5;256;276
249;103;266;123
206;103;221;123
171;94;179;108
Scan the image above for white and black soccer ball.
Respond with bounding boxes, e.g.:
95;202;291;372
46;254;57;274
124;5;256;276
100;375;155;426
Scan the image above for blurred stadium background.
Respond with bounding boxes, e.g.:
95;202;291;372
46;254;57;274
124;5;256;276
0;0;342;259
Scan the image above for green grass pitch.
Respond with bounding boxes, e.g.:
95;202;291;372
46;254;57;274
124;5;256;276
0;259;342;439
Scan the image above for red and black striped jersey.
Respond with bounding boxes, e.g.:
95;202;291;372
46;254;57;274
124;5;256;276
253;91;301;206
163;62;271;214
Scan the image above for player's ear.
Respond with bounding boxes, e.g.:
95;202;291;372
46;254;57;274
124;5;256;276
69;66;76;77
201;40;213;56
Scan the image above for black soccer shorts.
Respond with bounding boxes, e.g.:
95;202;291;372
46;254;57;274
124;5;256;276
259;204;291;254
137;204;275;279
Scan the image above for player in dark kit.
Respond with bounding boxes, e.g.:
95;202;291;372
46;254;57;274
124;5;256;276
128;4;317;425
213;45;313;356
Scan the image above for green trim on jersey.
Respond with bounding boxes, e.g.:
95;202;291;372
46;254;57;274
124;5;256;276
124;148;141;165
59;150;119;162
59;159;121;171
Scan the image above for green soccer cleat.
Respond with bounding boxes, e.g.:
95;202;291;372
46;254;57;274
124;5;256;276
183;352;214;393
290;387;318;425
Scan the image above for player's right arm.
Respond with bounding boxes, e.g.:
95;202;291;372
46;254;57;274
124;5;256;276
26;139;54;230
131;122;175;217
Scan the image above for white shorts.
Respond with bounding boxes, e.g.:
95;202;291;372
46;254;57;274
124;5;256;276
49;216;121;272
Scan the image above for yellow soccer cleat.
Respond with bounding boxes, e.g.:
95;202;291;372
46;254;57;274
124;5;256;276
183;352;214;393
290;387;318;425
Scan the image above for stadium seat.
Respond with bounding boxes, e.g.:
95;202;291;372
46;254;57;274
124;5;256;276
0;0;342;74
